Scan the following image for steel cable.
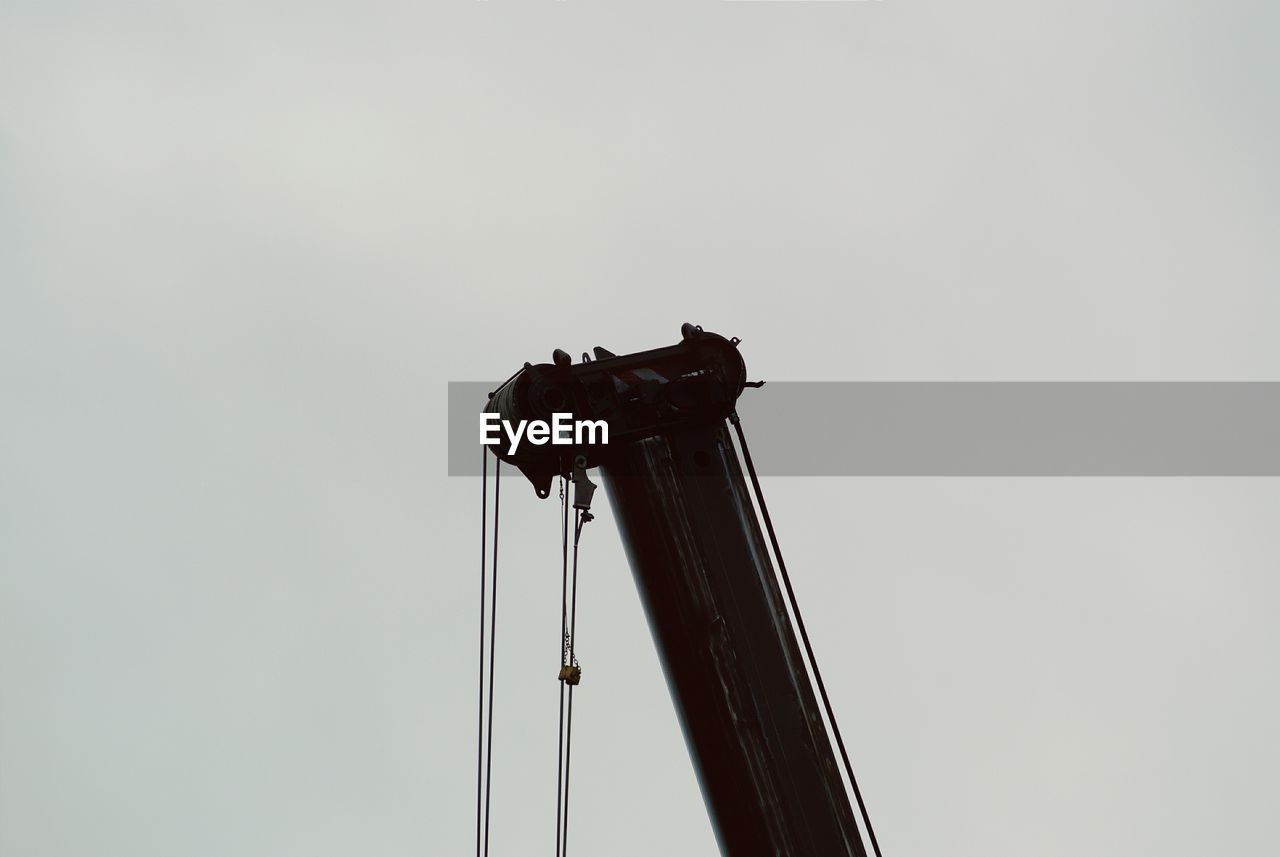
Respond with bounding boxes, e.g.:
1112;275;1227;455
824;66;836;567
730;413;884;857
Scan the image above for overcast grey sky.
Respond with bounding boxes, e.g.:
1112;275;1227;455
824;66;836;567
3;3;1279;856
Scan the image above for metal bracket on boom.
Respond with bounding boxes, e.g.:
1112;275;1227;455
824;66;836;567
484;323;747;497
571;455;597;522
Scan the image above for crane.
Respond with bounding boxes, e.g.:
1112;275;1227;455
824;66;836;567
480;323;879;857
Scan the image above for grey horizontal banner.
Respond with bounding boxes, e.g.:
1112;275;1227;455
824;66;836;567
447;382;1280;476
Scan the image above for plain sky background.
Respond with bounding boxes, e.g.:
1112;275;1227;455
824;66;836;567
3;2;1279;856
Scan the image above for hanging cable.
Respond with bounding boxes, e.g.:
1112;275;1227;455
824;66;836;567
555;474;569;857
482;459;502;857
555;461;594;857
729;412;885;857
475;448;488;857
560;509;584;857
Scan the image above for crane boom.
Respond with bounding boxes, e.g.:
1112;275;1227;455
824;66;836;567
484;324;868;857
